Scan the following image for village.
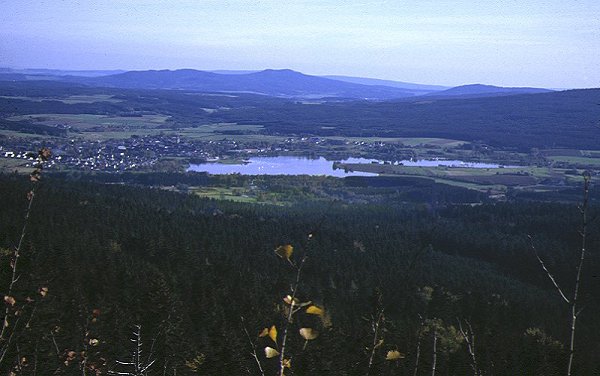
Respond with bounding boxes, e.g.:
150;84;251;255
0;133;408;172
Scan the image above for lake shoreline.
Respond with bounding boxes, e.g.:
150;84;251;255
187;156;519;177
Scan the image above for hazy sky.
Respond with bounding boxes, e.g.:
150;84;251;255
1;0;599;88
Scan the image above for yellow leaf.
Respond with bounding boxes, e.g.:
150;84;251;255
258;328;269;337
269;325;278;343
306;305;324;316
299;328;319;340
264;346;280;358
374;339;384;349
4;296;15;306
89;338;99;346
386;350;405;361
282;358;292;368
275;245;293;260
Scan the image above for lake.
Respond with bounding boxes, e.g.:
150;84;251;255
187;156;515;176
187;156;376;177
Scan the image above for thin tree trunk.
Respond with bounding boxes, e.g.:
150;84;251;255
366;310;384;376
567;174;589;376
529;174;590;376
431;329;437;376
457;319;481;376
413;317;425;376
279;257;306;376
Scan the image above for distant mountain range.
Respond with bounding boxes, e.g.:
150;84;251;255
64;69;430;99
0;67;126;77
0;67;554;100
323;75;449;93
426;84;552;98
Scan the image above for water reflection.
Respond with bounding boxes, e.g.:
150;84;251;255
187;156;514;176
187;156;376;177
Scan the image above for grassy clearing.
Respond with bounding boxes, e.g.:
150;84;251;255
191;187;258;203
190;186;289;205
0;130;55;139
547;155;600;166
175;123;264;138
0;119;276;141
542;149;582;157
341;162;550;188
0;157;34;173
61;94;124;104
1;94;123;104
8;114;170;130
2;116;465;148
76;129;161;140
431;178;504;192
325;136;467;147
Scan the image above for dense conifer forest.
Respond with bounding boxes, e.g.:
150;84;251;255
3;2;600;375
1;172;598;375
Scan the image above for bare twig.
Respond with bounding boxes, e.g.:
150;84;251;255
528;235;570;304
50;331;60;357
241;317;265;376
0;148;51;366
109;324;155;376
278;256;307;376
0;316;21;365
366;309;384;376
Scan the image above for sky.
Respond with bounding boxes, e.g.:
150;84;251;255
1;0;599;88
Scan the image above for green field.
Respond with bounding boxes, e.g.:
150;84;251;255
0;94;123;104
335;162;570;191
1;102;597;195
325;136;467;147
8;113;170;130
3;115;274;141
0;157;35;173
191;187;257;203
190;186;291;205
547;155;600;166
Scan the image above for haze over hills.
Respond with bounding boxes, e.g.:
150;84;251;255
0;67;126;77
65;69;423;99
0;67;556;101
426;84;553;98
323;74;449;93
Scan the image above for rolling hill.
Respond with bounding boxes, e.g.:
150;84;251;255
0;67;555;101
427;84;553;98
323;74;448;94
67;69;420;100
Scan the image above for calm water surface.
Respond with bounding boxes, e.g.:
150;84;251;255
187;156;513;176
188;157;376;177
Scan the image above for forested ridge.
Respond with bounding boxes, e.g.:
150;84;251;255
0;174;598;375
2;81;600;149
